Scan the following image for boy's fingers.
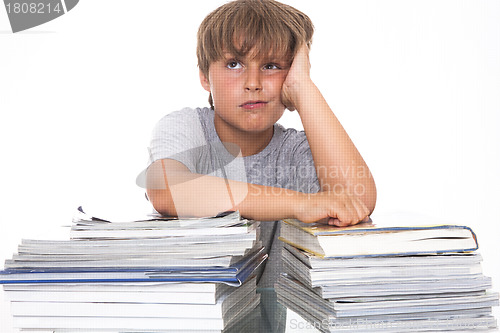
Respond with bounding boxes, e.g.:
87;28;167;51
342;196;362;225
328;218;338;225
352;196;370;223
332;218;349;227
281;90;296;111
350;197;364;221
316;217;330;225
340;201;357;226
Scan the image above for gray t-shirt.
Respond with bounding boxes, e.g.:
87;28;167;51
149;107;320;287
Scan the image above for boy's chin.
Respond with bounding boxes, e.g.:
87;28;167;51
239;124;274;134
214;112;278;135
223;122;273;139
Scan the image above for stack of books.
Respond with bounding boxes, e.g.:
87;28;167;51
276;218;499;332
0;207;266;332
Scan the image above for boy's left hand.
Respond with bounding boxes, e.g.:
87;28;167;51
281;44;313;112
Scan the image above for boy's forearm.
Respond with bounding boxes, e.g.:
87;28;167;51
147;169;301;220
146;160;370;224
294;81;377;212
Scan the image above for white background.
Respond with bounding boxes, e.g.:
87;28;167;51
0;1;499;332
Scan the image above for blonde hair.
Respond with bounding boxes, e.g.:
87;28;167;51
197;0;314;107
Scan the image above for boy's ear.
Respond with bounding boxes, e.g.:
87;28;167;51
199;70;211;93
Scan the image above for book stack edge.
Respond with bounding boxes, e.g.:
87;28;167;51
276;218;499;332
0;207;266;332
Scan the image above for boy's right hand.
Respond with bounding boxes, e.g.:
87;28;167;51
293;191;371;227
281;44;312;112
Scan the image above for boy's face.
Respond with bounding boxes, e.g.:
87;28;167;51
200;49;290;138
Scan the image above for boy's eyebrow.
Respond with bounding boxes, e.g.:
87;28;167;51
221;51;290;65
222;52;237;59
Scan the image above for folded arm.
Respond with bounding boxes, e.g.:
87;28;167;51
146;159;369;224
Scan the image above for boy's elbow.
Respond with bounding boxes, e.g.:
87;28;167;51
147;188;177;217
145;159;185;217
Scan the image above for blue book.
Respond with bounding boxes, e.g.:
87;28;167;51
0;247;267;286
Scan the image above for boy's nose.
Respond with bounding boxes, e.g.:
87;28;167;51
244;69;262;91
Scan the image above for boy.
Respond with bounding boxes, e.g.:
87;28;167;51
145;0;376;329
146;0;376;226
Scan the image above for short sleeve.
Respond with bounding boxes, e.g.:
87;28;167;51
148;108;207;173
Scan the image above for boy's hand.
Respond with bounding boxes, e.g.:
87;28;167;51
293;191;371;227
281;44;313;112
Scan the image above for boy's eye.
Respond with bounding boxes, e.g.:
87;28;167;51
226;61;242;69
263;63;281;70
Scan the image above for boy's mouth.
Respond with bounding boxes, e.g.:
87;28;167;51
240;101;268;110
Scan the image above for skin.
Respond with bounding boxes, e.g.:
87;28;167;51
147;44;376;226
199;52;289;156
280;45;377;225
